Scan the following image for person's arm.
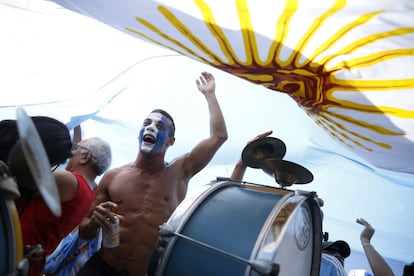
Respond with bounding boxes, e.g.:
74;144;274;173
78;170;119;240
230;159;247;181
356;218;394;276
53;170;79;202
72;124;82;145
183;72;228;176
230;130;273;181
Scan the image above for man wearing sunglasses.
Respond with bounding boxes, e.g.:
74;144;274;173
16;125;112;276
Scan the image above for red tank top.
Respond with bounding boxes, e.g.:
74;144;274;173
19;172;96;276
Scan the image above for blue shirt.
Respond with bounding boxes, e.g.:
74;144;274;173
320;253;347;276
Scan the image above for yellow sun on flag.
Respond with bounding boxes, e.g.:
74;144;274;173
126;0;414;166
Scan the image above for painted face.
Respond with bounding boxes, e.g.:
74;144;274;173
138;112;170;154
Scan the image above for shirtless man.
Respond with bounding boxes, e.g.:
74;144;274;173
77;71;228;276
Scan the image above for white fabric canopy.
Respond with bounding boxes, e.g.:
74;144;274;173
1;1;413;274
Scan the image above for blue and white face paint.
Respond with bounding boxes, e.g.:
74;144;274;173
138;112;169;154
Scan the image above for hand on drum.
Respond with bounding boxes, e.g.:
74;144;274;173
24;244;44;267
90;201;123;232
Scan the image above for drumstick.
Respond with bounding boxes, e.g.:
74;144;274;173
159;223;279;275
24;244;42;258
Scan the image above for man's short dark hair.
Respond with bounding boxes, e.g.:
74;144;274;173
151;109;175;137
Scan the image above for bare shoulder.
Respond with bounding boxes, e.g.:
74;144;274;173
102;163;131;178
53;170;78;201
166;155;187;172
54;170;77;186
98;163;135;186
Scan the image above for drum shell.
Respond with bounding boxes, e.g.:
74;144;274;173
0;199;23;275
157;181;322;276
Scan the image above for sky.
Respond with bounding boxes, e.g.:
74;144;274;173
1;1;413;275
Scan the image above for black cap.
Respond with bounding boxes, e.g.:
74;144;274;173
322;240;351;258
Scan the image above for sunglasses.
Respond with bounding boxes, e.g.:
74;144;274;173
51;163;60;172
72;144;91;153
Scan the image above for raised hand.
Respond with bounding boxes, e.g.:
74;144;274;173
196;71;215;95
356;217;375;244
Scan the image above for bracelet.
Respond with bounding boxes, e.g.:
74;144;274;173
362;243;372;247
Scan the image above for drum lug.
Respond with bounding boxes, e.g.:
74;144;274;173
250;260;280;275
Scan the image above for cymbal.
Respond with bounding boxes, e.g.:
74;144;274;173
261;159;313;187
242;137;286;168
16;108;61;217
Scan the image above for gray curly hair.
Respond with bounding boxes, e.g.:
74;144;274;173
81;137;112;175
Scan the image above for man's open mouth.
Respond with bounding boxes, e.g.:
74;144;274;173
143;134;156;144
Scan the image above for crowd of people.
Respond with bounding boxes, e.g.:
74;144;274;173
0;71;228;276
0;71;411;276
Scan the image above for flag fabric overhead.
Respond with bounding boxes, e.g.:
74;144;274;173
52;0;414;174
2;0;414;274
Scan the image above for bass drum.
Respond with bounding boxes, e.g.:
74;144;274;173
0;198;23;276
157;180;322;276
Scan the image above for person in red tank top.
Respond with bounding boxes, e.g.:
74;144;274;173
18;131;112;276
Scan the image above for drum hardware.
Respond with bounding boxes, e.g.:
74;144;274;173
261;159;313;188
241;137;314;188
262;159;313;188
323;232;329;242
0;163;20;200
15;107;61;217
242;137;286;168
17;258;29;276
159;223;280;275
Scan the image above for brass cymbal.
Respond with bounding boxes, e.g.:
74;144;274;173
241;137;286;168
261;159;313;187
